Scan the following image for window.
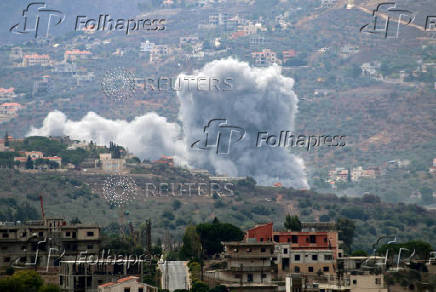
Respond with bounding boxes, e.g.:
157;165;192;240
353;280;357;285
22;232;27;237
235;274;241;279
324;255;333;261
4;257;10;262
309;235;316;243
38;232;43;237
375;278;381;285
247;274;253;282
261;247;266;252
292;235;298;243
273;235;279;242
139;289;144;292
87;231;94;236
294;266;300;272
312;255;318;261
324;237;328;243
2;233;9;238
308;266;314;272
323;266;329;272
284;248;288;254
260;238;264;242
294;254;300;261
287;238;291;242
261;273;267;278
124;288;130;292
87;245;94;250
66;232;71;236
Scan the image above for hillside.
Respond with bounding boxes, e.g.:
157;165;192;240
0;168;435;252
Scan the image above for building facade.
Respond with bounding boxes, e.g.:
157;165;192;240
0;218;100;270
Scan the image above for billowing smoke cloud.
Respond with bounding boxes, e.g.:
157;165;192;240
27;111;187;164
29;58;308;189
178;58;308;189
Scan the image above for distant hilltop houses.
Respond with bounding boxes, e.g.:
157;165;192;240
429;158;436;175
327;159;412;187
0;135;253;184
0;88;17;101
0;102;22;124
14;151;62;169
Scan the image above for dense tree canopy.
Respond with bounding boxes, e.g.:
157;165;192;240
196;218;244;256
284;214;302;231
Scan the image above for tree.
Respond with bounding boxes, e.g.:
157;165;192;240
284;214;302;231
351;64;361;79
351;250;368;256
70;217;81;224
209;285;227;292
4;131;9;146
5;266;14;275
48;161;59;169
38;284;61;292
172;200;182;210
196;219;244;256
127;156;141;164
336;217;355;254
13;270;43;292
20;137;65;156
237;176;256;190
420;187;434;204
180;225;202;260
25;156;34;169
377;240;433;260
0;277;23;292
192;281;209;292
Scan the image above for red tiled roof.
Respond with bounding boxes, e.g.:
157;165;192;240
1;103;21;107
98;282;115;288
45;156;62;160
23;54;50;59
117;276;138;283
98;276;139;288
283;50;296;57
65;49;91;55
14;157;27;161
0;88;15;93
231;31;247;39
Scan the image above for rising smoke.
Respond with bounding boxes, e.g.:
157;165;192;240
178;58;308;189
27;111;187;164
29;59;308;189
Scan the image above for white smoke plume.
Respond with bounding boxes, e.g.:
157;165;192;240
29;58;308;189
27;111;187;164
178;58;308;189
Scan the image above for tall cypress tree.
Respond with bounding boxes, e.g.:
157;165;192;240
4;132;9;147
25;156;34;169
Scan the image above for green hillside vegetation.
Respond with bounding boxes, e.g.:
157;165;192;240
0;169;434;253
